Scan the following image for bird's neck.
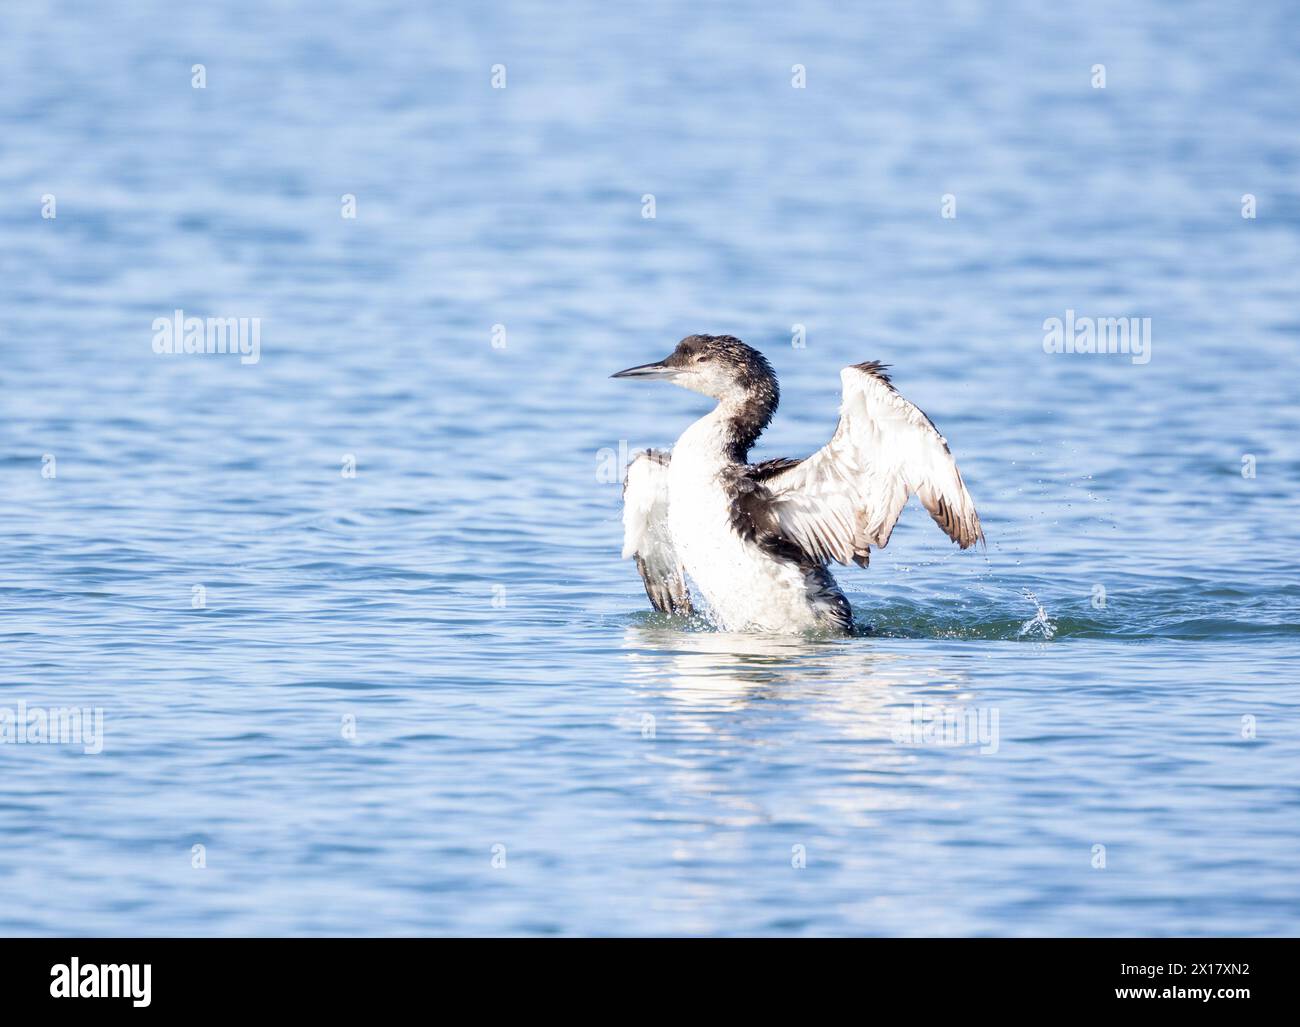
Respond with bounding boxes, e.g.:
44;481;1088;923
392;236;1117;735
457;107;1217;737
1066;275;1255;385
679;382;778;465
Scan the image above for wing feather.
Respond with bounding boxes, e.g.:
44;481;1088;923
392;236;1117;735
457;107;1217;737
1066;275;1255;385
622;450;693;616
761;362;982;566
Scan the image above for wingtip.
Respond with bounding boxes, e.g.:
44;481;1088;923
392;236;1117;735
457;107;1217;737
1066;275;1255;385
847;360;895;388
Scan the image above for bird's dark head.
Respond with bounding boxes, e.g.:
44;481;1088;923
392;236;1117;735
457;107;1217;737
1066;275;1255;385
611;334;778;405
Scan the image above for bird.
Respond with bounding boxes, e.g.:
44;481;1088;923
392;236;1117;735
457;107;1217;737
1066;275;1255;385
612;334;983;633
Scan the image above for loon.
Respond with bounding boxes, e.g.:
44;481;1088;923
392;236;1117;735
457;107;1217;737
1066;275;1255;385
613;334;984;633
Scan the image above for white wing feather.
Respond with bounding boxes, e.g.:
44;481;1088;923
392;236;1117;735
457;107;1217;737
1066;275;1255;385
622;450;693;615
762;363;982;566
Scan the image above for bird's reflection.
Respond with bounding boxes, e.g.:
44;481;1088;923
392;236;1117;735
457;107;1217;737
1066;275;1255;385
616;623;984;842
620;622;972;733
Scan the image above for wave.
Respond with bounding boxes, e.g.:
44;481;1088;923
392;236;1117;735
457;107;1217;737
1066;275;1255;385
625;583;1300;642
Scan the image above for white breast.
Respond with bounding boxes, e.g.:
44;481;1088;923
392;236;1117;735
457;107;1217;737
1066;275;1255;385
666;420;826;633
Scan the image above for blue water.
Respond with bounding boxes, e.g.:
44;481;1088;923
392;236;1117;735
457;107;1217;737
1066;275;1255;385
2;0;1298;936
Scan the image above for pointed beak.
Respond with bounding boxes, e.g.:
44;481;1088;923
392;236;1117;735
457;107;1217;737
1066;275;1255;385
610;360;677;381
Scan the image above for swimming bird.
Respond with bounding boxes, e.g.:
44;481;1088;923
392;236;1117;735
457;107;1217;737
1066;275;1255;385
613;335;983;633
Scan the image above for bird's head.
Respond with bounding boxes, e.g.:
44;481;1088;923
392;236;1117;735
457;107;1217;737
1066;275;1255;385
611;334;777;403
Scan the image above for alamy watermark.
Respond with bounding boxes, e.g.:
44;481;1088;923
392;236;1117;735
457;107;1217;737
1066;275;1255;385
50;958;150;1007
0;700;104;754
152;309;260;365
891;702;999;754
1043;309;1151;365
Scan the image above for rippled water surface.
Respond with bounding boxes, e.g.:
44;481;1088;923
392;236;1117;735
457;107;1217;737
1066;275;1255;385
2;1;1299;935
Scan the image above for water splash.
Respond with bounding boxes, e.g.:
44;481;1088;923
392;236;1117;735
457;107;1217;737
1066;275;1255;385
1017;590;1057;640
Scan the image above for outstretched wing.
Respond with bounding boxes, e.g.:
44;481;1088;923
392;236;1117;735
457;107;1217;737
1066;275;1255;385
622;449;693;616
758;362;983;567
